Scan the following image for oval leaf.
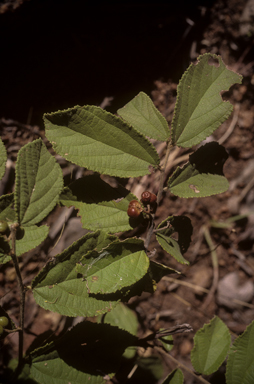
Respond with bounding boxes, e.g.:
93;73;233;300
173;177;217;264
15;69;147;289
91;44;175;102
171;53;242;148
117;91;170;141
226;320;254;384
15;139;63;226
191;316;231;375
44;105;160;178
84;250;149;294
60;175;140;233
168;142;229;198
32;231;119;317
76;238;148;294
156;216;192;265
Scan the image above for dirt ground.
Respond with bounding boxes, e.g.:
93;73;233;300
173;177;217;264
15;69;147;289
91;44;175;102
1;0;254;383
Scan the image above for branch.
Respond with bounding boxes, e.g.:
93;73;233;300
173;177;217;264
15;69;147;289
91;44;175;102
9;223;26;378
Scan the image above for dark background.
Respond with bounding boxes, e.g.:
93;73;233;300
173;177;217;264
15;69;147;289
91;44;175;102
0;0;215;126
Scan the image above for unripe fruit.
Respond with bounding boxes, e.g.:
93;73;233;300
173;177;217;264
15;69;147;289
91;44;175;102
127;200;143;218
0;325;3;335
141;191;157;205
0;220;9;234
0;316;9;327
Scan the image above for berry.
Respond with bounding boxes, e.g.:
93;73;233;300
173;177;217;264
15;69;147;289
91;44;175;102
0;325;3;335
127;200;143;218
141;191;157;205
0;316;9;327
0;220;9;234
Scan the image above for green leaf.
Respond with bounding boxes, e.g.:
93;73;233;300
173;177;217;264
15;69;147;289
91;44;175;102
0;138;7;180
0;193;15;222
0;236;11;264
60;174;140;233
15;225;49;256
149;260;180;282
134;356;164;382
226;320;254;384
158;332;174;352
30;321;138;384
102;302;138;336
44;105;160;178
156;216;192;264
7;359;38;384
161;369;184;384
32;231;120;317
171;53;242;147
101;302;138;359
76;238;149;294
168;142;229;198
15;139;63;226
117;91;170;141
191;316;231;375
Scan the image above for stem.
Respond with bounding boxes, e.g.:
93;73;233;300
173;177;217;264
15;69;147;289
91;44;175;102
144;142;173;250
157;140;172;204
144;214;154;250
9;223;26;377
201;226;219;311
154;346;211;384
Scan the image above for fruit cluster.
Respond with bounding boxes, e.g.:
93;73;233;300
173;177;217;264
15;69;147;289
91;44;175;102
0;316;9;335
141;191;157;205
127;200;143;218
127;191;157;218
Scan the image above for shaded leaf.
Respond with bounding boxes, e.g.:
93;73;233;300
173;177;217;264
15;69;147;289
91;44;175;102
168;142;229;198
191;316;231;375
101;302;139;359
30;321;138;384
117;91;170;141
15;139;63;226
149;260;180;282
60;174;141;233
226;320;254;384
0;236;11;264
133;356;164;382
171;53;242;148
44;105;160;178
0;193;15;222
158;332;174;352
156;216;192;264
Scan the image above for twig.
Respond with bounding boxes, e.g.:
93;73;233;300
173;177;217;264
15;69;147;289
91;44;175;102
9;223;26;377
157;141;173;204
154;347;211;384
144;214;155;250
200;226;219;311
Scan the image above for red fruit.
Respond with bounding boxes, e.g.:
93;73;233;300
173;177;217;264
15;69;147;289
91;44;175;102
141;191;157;205
127;200;143;218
